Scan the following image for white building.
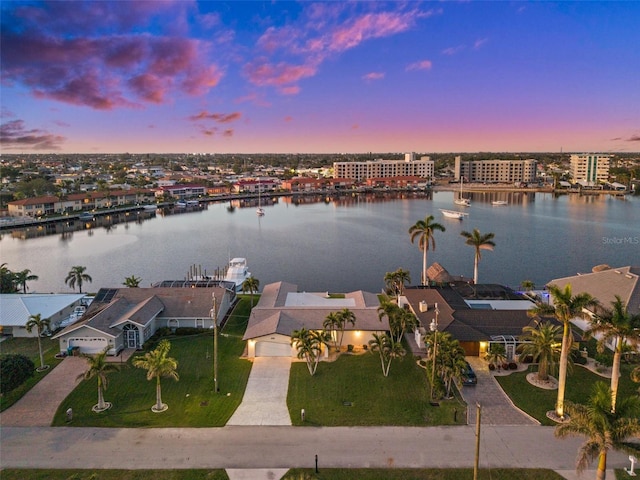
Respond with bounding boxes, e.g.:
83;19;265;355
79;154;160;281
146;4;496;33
454;157;537;184
333;154;434;181
570;154;611;184
0;294;86;337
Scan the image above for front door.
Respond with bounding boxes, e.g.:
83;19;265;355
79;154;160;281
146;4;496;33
125;329;138;348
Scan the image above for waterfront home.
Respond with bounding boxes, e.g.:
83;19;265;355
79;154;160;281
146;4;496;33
0;294;86;337
52;286;231;356
243;282;387;357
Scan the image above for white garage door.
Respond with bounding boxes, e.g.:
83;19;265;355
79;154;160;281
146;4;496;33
255;341;291;357
69;337;108;354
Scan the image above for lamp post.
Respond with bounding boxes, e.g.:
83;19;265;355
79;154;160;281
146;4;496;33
210;293;218;393
429;303;439;401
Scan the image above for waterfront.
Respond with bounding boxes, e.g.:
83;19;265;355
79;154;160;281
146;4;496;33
1;191;638;294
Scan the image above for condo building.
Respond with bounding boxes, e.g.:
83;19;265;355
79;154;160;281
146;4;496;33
570;154;611;184
454;156;537;184
333;153;434;181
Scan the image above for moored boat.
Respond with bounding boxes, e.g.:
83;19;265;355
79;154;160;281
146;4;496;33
492;200;508;206
224;257;253;293
440;209;468;220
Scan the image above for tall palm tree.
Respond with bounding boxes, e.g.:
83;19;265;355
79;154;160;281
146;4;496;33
336;308;356;348
408;215;445;286
14;269;39;293
1;263;18;293
460;228;495;284
555;382;640;480
322;312;342;351
368;333;406;377
65;265;92;293
77;346;120;412
484;343;507;368
290;328;329;376
518;321;562;382
384;268;411;298
25;313;50;371
242;277;260;308
586;296;640;413
133;339;179;412
437;335;467;397
122;275;142;288
530;284;598;419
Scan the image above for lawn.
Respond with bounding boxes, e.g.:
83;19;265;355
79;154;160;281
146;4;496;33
50;298;253;427
496;362;640;426
0;336;64;412
288;350;466;426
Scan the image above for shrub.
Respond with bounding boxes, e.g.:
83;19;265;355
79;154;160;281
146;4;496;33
347;344;354;352
508;362;518;370
595;351;613;367
520;354;533;364
175;327;205;336
488;363;496;371
0;354;35;394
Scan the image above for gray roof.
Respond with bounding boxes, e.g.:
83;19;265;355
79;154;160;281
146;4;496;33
243;282;385;340
0;294;85;327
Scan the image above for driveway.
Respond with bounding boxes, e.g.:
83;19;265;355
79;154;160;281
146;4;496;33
461;357;538;426
227;357;292;426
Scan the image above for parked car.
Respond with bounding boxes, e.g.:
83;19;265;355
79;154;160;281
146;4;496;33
462;361;477;386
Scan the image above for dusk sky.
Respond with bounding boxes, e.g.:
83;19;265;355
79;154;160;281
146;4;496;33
1;1;639;154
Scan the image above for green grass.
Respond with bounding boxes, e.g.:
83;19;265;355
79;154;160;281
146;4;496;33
0;470;229;480
50;299;253;427
288;352;466;426
283;469;565;479
496;363;640;426
0;336;64;412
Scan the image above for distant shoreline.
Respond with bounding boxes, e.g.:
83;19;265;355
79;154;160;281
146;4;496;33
432;184;630;195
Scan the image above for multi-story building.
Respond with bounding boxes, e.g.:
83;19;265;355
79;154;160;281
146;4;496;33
333;153;434;181
454;156;537;184
570;154;611;184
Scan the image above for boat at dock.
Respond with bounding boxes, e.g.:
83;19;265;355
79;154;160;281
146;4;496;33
440;209;468;220
224;257;253;292
492;200;508;206
454;178;471;206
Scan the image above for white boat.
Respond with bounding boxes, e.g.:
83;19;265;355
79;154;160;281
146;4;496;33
175;201;187;208
440;209;468;220
224;257;253;293
256;207;265;216
256;179;265;216
492;200;508;206
142;204;157;211
78;212;94;221
454;178;471;206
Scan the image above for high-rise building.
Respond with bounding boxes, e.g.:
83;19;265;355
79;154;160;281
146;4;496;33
333;154;434;181
454;156;537;184
570;154;611;184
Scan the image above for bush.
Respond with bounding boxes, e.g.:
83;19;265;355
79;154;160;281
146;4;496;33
0;354;35;394
174;327;206;336
520;354;533;364
488;363;496;371
508;362;518;370
595;351;613;367
347;344;354;352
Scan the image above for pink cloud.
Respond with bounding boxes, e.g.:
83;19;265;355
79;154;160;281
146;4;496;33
189;111;242;123
328;11;417;52
442;45;465;55
244;60;317;94
284;116;293;122
406;60;433;71
474;37;488;49
363;72;385;81
0;119;66;150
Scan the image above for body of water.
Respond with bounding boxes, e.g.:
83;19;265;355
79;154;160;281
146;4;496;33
1;190;638;294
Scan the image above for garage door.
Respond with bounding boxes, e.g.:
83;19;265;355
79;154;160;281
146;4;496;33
255;341;291;357
69;337;108;354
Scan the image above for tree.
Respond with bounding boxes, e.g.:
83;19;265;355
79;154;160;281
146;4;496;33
77;346;120;412
65;266;92;293
586;296;640;413
377;299;417;344
384;268;411;299
25;313;51;371
133;339;179;412
460;228;495;284
242;277;260;308
14;269;39;294
322;312;342;351
1;263;18;293
518;321;562;382
0;354;35;394
408;215;446;286
368;333;406;377
555;382;640;480
529;284;598;419
290;328;329;376
122;275;142;288
520;280;535;291
437;334;467;397
484;343;507;368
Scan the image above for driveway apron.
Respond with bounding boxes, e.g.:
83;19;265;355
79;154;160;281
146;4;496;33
227;357;292;426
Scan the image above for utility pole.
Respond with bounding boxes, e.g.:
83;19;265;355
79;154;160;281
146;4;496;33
474;402;482;480
211;293;218;393
429;303;440;402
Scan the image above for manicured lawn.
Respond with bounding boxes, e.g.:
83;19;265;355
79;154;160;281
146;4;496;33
283;469;565;479
0;470;229;480
50;299;253;427
496;363;640;426
288;351;466;426
0;336;64;412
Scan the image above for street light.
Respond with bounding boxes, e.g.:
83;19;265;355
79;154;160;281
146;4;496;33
210;293;219;393
429;303;439;402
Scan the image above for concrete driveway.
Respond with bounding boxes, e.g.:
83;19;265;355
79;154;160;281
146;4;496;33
227;357;292;425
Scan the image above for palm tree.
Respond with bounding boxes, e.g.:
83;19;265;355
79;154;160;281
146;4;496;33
460;228;495;284
518;321;562;382
520;280;536;291
322;312;342;351
242;277;260;308
77;346;120;412
555;382;640;480
368;333;406;377
65;265;92;293
122;275;142;288
25;313;50;371
586;296;640;413
384;268;411;298
484;343;507;369
1;263;18;293
336;308;356;349
14;269;39;293
437;335;467;397
408;215;446;286
132;339;179;412
290;328;329;376
529;284;598;419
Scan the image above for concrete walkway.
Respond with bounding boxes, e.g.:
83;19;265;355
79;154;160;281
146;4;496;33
0;356;86;427
227;357;292;426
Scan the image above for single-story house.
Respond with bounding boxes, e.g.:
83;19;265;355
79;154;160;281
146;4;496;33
401;284;539;358
243;282;387;357
0;293;86;337
52;286;232;355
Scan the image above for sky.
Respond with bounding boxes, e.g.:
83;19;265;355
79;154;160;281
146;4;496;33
1;1;639;155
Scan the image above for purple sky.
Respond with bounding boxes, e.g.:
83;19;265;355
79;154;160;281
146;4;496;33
1;1;639;154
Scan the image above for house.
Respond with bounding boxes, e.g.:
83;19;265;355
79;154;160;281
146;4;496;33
0;294;86;337
242;282;387;357
401;284;539;359
52;286;232;355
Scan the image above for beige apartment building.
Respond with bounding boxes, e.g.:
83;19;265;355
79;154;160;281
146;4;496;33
333;153;434;181
570;153;611;184
454;156;537;184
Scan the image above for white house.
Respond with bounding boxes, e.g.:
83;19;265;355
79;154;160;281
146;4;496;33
0;294;86;337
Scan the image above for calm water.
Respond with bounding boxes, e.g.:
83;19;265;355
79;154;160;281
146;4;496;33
1;191;638;294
